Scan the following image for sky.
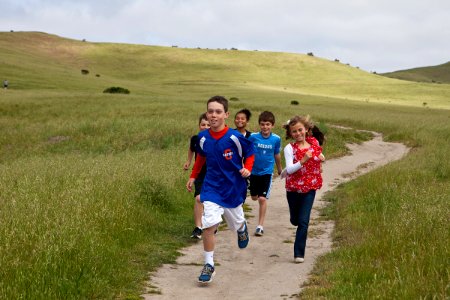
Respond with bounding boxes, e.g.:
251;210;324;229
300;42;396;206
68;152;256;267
1;0;449;73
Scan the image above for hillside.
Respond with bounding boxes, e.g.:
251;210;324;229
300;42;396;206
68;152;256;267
381;61;450;84
1;31;450;109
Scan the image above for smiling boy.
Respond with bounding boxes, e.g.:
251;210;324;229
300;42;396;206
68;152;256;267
186;96;255;284
248;111;282;236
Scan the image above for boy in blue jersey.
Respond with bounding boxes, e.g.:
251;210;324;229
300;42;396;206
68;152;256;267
248;111;282;236
186;96;255;285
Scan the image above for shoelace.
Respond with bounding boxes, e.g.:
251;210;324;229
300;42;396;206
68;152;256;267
201;264;214;276
238;229;248;241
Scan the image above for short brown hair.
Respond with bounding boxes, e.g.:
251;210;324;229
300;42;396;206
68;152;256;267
258;111;275;125
198;112;208;124
207;95;228;112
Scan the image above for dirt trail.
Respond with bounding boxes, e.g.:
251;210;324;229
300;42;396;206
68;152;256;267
142;130;409;299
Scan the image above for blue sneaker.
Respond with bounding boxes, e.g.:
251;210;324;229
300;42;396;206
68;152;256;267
237;222;249;249
198;263;215;284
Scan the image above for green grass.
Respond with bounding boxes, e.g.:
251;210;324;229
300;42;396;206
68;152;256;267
382;61;450;84
0;31;449;299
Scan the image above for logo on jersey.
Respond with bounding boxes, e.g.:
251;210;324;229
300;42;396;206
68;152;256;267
223;149;233;160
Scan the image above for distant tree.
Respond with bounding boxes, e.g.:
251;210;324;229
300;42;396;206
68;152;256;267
103;87;130;94
307;52;314;56
81;69;89;75
291;100;299;105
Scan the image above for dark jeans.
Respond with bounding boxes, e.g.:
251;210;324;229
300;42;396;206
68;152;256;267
286;190;316;258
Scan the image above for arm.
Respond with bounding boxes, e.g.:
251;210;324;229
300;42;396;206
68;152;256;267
284;144;312;174
274;153;282;175
186;154;206;192
240;154;255;178
183;148;195;170
284;144;302;174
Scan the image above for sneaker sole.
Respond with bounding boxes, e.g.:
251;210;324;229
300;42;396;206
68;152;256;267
255;232;263;236
190;235;202;240
198;271;216;284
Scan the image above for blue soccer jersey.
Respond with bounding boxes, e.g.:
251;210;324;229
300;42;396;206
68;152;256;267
197;127;255;208
248;132;281;175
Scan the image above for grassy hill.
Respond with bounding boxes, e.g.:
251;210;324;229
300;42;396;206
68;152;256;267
1;31;449;109
0;31;449;299
382;61;450;84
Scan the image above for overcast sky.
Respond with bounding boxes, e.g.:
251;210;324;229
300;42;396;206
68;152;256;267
1;0;449;72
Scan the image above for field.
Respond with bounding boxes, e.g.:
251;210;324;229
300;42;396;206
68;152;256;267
0;32;449;299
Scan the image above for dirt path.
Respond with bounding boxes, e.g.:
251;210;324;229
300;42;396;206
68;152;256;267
142;130;409;299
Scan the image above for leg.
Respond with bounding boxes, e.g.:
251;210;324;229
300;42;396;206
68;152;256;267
223;204;249;248
198;201;222;283
294;190;316;258
194;196;203;228
257;197;267;227
286;191;301;226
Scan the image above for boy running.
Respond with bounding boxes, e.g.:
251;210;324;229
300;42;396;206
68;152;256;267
186;96;255;284
248;111;282;236
183;113;210;239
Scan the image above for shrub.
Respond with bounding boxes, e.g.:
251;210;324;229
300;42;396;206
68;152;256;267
307;52;314;56
103;87;130;94
229;97;239;101
81;69;89;75
95;74;100;77
291;100;299;105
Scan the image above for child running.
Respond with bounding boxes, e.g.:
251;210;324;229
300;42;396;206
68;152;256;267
248;111;282;236
186;96;255;284
282;115;324;263
183;113;210;239
234;108;252;138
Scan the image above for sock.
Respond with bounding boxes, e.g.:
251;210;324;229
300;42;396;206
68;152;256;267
257;225;263;230
238;222;247;233
204;251;214;266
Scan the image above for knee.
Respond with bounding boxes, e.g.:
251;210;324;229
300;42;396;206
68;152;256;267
290;219;298;226
251;196;258;201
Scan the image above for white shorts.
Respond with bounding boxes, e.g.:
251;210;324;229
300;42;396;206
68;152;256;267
202;201;246;232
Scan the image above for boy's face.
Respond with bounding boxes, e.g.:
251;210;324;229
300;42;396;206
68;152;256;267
199;119;210;131
207;101;229;131
259;121;274;137
234;113;248;129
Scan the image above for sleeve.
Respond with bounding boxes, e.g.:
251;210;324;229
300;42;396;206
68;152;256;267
274;136;281;155
243;154;255;171
241;134;255;158
284;144;302;174
189;135;197;152
190;154;206;179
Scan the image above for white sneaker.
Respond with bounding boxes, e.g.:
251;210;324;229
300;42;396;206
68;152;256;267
294;257;304;263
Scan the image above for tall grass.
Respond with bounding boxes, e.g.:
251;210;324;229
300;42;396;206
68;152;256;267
302;107;450;299
1;31;449;298
0;150;194;298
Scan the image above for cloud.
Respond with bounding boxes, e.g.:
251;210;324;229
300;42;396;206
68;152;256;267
1;0;449;72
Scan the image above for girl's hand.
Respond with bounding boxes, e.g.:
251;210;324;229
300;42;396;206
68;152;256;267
301;150;313;164
183;161;190;170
